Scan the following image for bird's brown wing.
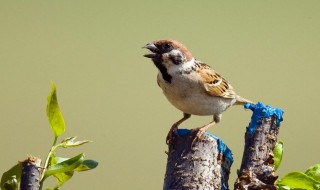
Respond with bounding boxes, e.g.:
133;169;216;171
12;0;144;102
196;60;236;99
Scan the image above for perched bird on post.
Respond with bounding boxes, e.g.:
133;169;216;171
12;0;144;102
143;39;253;144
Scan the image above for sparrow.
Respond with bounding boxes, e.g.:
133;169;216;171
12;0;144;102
143;39;253;144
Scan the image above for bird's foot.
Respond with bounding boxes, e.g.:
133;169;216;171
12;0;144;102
190;121;215;145
191;127;207;145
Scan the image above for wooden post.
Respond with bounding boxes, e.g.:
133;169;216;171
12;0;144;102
20;156;41;190
163;129;233;190
234;102;284;190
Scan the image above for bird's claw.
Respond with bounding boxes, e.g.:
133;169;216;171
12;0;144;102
191;128;206;145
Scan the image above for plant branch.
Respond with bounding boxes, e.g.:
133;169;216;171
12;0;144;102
20;156;41;190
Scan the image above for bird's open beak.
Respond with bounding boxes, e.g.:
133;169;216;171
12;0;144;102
143;43;159;58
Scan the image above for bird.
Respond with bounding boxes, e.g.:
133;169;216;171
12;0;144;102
143;39;253;144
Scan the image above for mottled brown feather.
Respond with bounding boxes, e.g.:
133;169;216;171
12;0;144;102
196;60;236;99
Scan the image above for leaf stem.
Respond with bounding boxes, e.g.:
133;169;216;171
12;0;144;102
39;136;59;189
52;136;58;147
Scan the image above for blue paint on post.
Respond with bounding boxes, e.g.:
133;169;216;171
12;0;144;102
177;129;234;164
177;128;190;137
205;132;234;164
244;102;284;135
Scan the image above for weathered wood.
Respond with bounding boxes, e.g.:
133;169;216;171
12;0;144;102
20;156;41;190
234;103;284;190
164;129;233;190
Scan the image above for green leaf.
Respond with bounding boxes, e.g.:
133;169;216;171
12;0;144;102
277;185;290;190
60;136;92;148
44;153;84;179
305;164;320;182
277;171;320;190
46;81;66;138
3;176;18;190
47;156;97;187
74;160;99;172
273;140;284;171
50;155;68;165
53;171;74;186
1;163;22;190
49;155;74;186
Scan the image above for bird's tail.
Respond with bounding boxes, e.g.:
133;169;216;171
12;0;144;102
234;95;254;106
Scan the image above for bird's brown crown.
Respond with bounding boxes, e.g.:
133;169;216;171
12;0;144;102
153;39;193;62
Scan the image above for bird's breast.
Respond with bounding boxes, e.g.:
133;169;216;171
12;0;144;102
157;72;235;115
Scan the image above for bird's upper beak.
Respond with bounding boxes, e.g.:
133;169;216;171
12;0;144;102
143;43;159;58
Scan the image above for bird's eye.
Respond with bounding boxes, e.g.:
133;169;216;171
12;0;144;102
164;43;171;49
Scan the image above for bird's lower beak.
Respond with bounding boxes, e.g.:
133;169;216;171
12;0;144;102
143;53;157;58
143;43;159;58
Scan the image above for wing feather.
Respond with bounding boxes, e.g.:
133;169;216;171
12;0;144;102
196;60;236;99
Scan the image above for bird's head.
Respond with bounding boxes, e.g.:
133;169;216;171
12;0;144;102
143;39;194;69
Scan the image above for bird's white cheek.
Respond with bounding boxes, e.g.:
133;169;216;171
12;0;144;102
162;49;184;65
161;54;177;70
162;53;172;63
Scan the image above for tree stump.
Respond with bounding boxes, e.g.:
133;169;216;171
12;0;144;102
164;129;233;190
234;102;284;190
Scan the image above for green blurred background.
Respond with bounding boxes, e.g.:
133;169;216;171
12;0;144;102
1;1;319;189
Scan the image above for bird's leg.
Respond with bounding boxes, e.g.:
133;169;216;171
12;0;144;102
166;113;191;144
191;114;221;144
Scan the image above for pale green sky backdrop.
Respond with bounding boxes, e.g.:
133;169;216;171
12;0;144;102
1;1;320;189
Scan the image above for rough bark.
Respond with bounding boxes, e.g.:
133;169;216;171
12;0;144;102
163;129;233;190
163;102;283;190
20;156;41;190
234;103;284;190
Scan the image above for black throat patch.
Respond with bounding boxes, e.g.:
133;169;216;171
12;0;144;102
152;58;172;83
